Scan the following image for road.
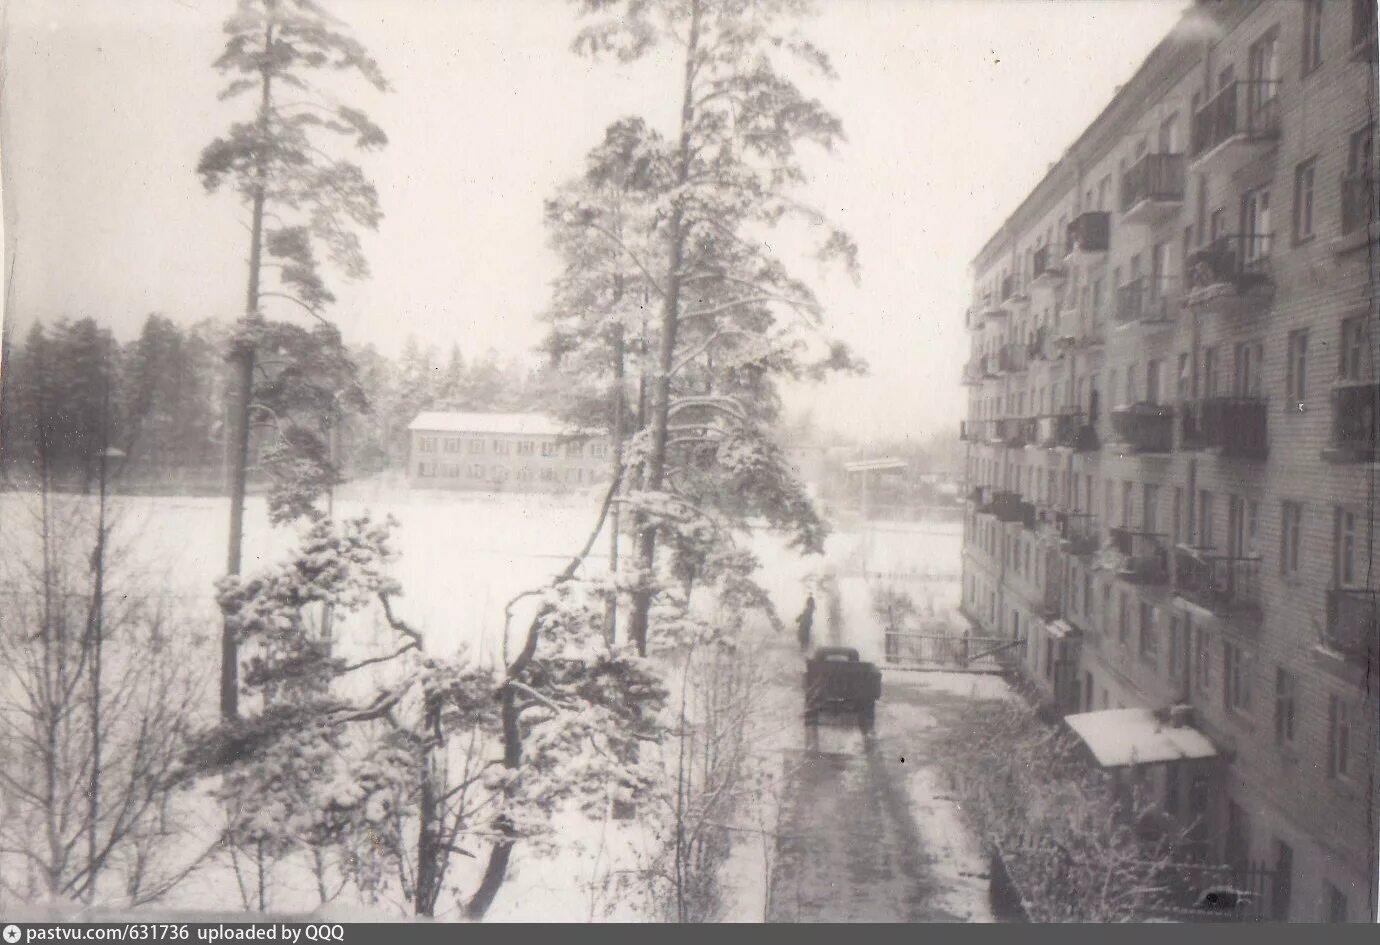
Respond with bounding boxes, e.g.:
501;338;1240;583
763;570;999;922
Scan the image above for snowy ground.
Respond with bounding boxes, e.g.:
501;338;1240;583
0;485;1000;922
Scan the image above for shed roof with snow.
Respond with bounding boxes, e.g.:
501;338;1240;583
408;411;583;437
1064;708;1219;768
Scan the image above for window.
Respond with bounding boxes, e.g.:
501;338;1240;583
1283;329;1308;410
469;438;484;454
1158;112;1179;154
1274;669;1296;744
1335;507;1362;587
1193;627;1211;694
1348;123;1374;181
1328;695;1353;779
517;441;535;455
566;442;584;458
1272;840;1293;921
1199;490;1215;548
1176;353;1189;402
1101;584;1111;633
420;437;436;454
1339;315;1371;381
1224;641;1252;713
442;437;458;453
1118;591;1130;643
1241;187;1272;263
471;463;483;478
1146;359;1162;404
1354;0;1378;57
541;441;557;458
1302;0;1323;76
1293;159;1316;242
1125;364;1138;403
540;468;556;481
1143;484;1159;534
1139;603;1158;661
1233;341;1263;397
1326;882;1348;923
1121;481;1134;528
1281;501;1303;576
1203;346;1220;398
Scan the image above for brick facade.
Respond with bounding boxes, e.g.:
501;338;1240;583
959;0;1377;922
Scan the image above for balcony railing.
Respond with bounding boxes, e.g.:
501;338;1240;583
1323;382;1378;463
1190;80;1281;160
959;420;982;442
1109;527;1170;585
1180;397;1269;458
1060;512;1100;557
1186;235;1273;293
1174;547;1262;616
998;342;1027;375
1341;175;1378;236
1111;402;1174;453
1114;276;1180;325
1120;153;1186;216
997;416;1035;448
1000;272;1027;304
1065;211;1111;257
981;490;1024;523
1032;245;1065;284
1324;588;1378;666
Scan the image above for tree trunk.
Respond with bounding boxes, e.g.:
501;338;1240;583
606;322;625;644
413;693;442;916
463;686;521;919
627;0;701;656
221;20;274;720
84;392;112;901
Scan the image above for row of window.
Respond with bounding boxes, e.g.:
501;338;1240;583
971;312;1373;420
967;471;1369;590
416;462;607;484
417;436;611;460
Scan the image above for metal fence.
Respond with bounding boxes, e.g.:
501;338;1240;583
883;631;1024;673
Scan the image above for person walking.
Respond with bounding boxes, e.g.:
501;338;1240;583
796;592;816;654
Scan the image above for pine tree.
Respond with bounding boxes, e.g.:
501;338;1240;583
197;0;388;718
564;0;863;653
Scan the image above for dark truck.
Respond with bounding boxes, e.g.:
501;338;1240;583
804;647;882;732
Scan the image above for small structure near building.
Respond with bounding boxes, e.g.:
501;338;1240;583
408;411;611;492
843;457;907;518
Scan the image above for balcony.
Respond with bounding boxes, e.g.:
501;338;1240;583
1185;235;1275;315
960;361;982;386
959;420;983;442
1000;272;1029;309
1113;276;1179;327
1016;499;1038;532
1322;382;1378;463
981;490;1023;523
1059;512;1100;557
997;416;1036;448
968;484;992;505
1035;411;1098;452
1040;549;1064;620
1110;402;1174;453
1120;153;1186;226
1108;527;1170;585
1065;211;1110;261
1180;397;1268;459
1323;589;1378;666
998;342;1028;375
1189;80;1281;174
964;307;984;332
1174;547;1262;618
1031;245;1065;287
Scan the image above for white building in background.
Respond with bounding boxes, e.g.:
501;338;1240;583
407;411;611;492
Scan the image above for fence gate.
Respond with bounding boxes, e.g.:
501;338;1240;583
883;632;1025;673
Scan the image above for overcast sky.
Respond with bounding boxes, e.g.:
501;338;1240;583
1;0;1187;442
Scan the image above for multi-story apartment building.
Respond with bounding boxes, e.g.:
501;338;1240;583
959;0;1377;922
408;411;611;491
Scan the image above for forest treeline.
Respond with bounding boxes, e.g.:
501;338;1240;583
0;313;548;490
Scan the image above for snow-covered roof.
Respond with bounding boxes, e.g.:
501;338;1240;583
407;411;584;436
1064;708;1219;768
1045;619;1078;640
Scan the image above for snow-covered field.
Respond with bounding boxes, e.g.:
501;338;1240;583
0;485;982;921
